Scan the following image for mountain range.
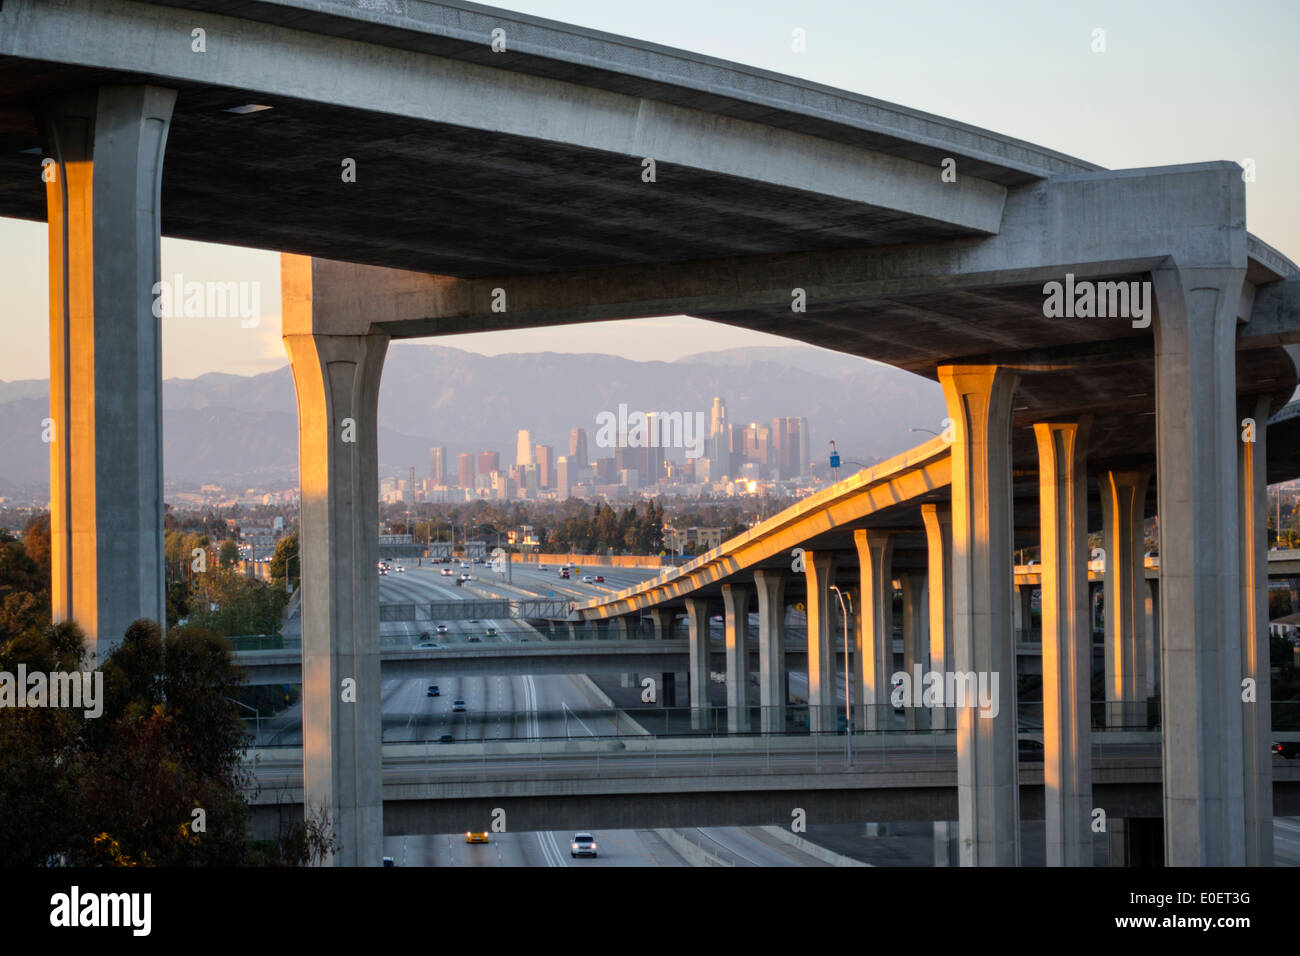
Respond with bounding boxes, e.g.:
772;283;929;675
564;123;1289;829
0;344;947;493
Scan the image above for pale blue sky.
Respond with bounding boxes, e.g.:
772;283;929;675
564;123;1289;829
1;0;1296;381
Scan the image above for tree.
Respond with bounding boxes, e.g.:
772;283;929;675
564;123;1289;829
218;539;240;569
268;533;299;592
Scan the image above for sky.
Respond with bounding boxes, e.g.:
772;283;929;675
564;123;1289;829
1;0;1296;381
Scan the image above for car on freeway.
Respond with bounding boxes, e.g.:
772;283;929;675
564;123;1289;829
582;575;593;583
1273;741;1300;758
593;575;604;583
452;699;467;712
414;642;441;649
383;856;395;867
427;684;440;697
539;564;547;570
441;568;454;576
395;565;405;573
462;573;472;580
570;833;598;858
466;832;489;844
437;733;454;744
455;577;466;586
559;569;570;579
485;627;498;638
467;636;481;643
436;624;449;635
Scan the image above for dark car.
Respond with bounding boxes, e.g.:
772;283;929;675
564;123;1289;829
427;684;440;697
467;636;481;643
437;733;454;744
1273;741;1300;759
419;631;430;640
594;575;604;583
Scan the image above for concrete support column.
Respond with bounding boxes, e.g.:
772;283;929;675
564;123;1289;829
1151;262;1246;865
755;570;787;734
1100;471;1151;728
900;572;928;731
803;552;838;733
649;607;674;705
38;86;177;659
613;616;633;688
1017;585;1034;639
1145;580;1160;698
284;330;389;867
922;505;955;732
1239;394;1273;866
933;821;960;867
853;532;893;732
1033;419;1093;866
721;584;752;733
938;364;1020;867
685;598;711;731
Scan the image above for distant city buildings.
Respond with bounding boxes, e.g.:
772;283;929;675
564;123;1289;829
388;398;813;504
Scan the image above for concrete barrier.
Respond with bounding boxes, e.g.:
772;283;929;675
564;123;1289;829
655;829;732;866
759;826;871;866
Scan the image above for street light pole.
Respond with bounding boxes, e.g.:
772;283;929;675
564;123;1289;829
829;585;852;764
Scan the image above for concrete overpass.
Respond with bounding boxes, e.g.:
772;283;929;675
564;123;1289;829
6;0;1300;866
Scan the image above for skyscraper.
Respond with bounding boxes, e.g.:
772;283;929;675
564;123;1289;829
457;453;475;488
428;446;445;484
569;427;589;469
477;450;500;476
557;455;571;499
535;444;555;488
516;429;535;467
772;417;806;479
710;396;727;462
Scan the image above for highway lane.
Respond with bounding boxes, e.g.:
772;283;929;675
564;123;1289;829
383;827;691;867
1276;816;1300;866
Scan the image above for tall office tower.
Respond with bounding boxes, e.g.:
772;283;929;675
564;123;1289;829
457;453;475;488
557;456;571;499
535;443;555;488
798;417;810;476
516;429;535;467
742;423;771;470
569;427;589;469
594;457;616;483
428;446;446;484
522;463;540;494
710;396;727;462
772;417;806;479
408;466;416;505
477;450;500;476
644;412;665;485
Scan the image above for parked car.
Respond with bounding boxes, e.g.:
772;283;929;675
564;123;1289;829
570;833;598;858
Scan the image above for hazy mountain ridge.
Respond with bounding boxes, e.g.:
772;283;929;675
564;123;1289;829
0;345;945;491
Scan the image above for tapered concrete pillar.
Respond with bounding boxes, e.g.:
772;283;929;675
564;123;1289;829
649;607;674;704
1033;419;1093;866
685;598;712;731
38;86;177;659
922;505;955;732
853;532;893;732
1152;262;1246;866
755;570;787;734
284;329;389;867
721;584;752;732
938;364;1020;867
1100;471;1150;728
900;573;928;731
803;552;838;733
1239;394;1273;866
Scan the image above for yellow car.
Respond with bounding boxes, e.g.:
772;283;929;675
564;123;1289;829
465;831;490;844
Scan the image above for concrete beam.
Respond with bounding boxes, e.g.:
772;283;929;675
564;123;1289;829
284;326;389;867
854;530;894;733
939;364;1020;866
755;570;787;735
1239;393;1273;866
1033;419;1093;866
1101;470;1151;729
722;583;752;734
38;85;175;658
1152;262;1247;865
